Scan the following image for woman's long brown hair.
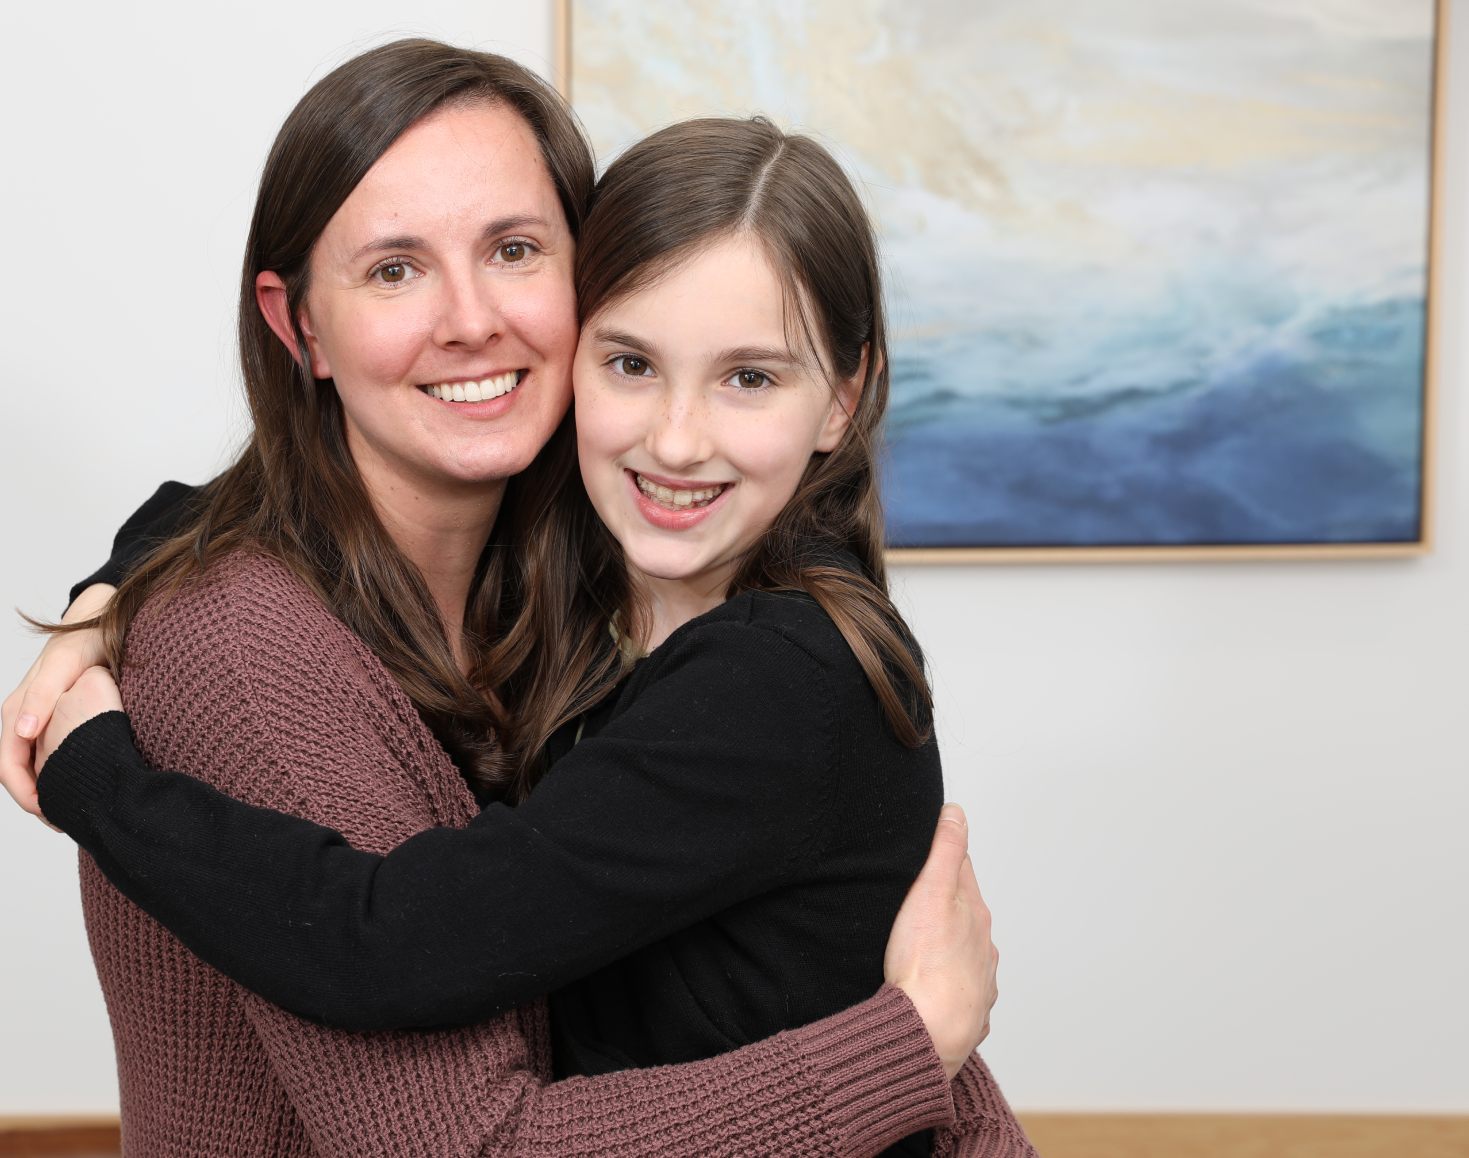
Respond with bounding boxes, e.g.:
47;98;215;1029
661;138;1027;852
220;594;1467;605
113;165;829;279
50;39;596;799
489;117;935;791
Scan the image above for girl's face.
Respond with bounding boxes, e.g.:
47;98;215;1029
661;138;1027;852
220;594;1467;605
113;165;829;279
262;101;579;504
574;235;857;611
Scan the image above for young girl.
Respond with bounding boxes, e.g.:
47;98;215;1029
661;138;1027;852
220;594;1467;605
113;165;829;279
29;91;1029;1156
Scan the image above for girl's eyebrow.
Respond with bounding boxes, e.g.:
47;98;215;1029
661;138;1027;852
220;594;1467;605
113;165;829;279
589;327;658;355
711;345;804;368
589;330;806;370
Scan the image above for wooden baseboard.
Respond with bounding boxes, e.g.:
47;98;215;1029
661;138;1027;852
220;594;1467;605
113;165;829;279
3;1113;1467;1156
1017;1114;1469;1158
0;1117;120;1158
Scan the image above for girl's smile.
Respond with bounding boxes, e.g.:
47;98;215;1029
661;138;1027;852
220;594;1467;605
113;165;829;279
573;234;858;646
626;468;734;531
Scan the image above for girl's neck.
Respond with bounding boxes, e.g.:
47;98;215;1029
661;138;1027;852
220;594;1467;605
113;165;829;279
630;564;736;652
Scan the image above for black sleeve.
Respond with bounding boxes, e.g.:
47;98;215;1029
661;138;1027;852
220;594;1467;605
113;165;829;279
67;481;202;605
37;619;840;1031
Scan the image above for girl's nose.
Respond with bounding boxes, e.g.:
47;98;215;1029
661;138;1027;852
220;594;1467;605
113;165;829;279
645;388;713;470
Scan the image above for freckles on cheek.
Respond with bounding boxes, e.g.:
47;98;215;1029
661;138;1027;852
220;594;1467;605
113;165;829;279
584;393;650;465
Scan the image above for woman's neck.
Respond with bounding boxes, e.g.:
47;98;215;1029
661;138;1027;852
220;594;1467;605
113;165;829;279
356;461;506;672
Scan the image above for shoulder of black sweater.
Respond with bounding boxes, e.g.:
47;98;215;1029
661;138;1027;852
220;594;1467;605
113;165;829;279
653;585;856;676
638;567;920;709
69;479;205;605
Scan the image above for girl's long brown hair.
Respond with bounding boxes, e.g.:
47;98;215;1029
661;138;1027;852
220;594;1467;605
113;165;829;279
56;39;595;798
490;117;934;789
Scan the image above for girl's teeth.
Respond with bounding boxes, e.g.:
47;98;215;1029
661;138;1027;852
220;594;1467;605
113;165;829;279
635;474;725;509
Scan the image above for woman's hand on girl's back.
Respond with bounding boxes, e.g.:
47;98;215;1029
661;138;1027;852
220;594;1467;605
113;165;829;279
883;804;999;1081
1;584;115;817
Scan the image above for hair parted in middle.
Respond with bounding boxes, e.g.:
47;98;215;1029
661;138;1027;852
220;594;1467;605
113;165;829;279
491;116;934;791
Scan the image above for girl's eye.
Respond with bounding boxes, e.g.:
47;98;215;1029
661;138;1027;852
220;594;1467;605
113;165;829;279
611;355;653;377
729;368;772;391
371;260;420;286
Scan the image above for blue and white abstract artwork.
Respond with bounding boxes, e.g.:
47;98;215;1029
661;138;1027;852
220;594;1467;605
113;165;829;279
570;0;1437;551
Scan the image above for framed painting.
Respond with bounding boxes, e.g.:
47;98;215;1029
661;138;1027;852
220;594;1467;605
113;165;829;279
557;0;1444;562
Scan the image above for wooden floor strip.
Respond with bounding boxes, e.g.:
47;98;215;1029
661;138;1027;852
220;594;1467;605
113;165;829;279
2;1113;1468;1156
1017;1113;1469;1158
0;1117;120;1158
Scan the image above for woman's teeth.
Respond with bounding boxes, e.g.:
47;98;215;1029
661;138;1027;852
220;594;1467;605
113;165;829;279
635;473;726;509
424;371;521;402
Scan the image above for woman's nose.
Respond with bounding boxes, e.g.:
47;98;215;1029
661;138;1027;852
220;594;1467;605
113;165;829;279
432;267;504;350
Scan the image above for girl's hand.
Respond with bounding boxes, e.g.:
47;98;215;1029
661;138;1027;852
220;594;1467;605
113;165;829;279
1;584;115;816
883;804;999;1081
35;666;125;775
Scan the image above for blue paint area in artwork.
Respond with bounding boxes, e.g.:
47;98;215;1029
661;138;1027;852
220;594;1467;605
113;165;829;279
882;298;1426;548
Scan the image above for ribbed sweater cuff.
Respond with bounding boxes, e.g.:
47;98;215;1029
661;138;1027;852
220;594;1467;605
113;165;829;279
792;984;955;1153
37;710;133;840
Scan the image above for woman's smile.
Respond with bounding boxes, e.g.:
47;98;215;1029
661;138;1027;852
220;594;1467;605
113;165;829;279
420;368;526;404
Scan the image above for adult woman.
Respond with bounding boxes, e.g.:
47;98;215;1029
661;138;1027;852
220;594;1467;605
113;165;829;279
6;39;1022;1158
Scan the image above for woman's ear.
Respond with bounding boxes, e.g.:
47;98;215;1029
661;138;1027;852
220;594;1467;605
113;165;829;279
815;343;871;453
256;271;330;379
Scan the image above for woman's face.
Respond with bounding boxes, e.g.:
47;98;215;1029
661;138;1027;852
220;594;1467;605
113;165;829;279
275;101;578;502
574;234;856;606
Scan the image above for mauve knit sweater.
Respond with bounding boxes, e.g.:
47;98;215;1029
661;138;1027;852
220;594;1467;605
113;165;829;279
63;552;1033;1157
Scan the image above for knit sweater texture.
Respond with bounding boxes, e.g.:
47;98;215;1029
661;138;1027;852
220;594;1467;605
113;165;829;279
51;484;1040;1152
68;552;974;1156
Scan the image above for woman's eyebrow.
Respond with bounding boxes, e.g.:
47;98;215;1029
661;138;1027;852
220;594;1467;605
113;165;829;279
480;214;551;240
349;216;552;263
350;234;426;262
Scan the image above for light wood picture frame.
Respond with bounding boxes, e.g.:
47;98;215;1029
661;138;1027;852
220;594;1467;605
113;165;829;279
558;0;1445;564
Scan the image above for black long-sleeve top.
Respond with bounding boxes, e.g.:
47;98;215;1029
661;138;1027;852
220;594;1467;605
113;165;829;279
47;486;946;1138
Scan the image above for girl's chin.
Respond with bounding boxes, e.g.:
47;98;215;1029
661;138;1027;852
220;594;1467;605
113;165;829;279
623;544;738;593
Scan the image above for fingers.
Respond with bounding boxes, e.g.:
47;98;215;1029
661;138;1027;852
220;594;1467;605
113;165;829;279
2;635;103;817
914;802;969;894
3;588;115;821
14;649;90;749
956;850;983;904
1;671;45;817
957;853;992;941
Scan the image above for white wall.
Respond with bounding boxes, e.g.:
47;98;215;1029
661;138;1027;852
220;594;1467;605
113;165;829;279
0;0;557;1114
894;6;1469;1110
1;0;1463;1116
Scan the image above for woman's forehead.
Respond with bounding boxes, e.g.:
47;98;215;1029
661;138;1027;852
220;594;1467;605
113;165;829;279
324;103;564;253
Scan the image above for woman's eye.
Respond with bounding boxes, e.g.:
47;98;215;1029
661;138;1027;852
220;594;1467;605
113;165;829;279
372;260;419;286
729;368;772;391
497;241;534;264
611;355;652;377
